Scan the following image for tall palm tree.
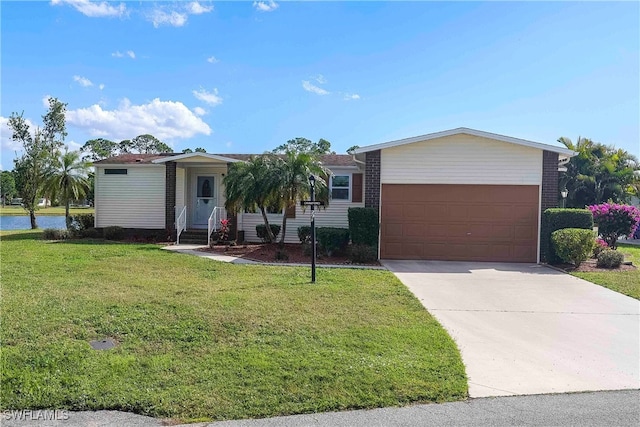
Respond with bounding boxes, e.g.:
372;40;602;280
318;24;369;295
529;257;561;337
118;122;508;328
44;150;91;229
224;155;282;242
275;150;328;244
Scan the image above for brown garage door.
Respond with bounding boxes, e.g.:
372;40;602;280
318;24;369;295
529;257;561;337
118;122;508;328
380;184;539;262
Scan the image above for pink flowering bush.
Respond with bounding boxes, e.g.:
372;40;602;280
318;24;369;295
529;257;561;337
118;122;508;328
588;203;640;249
219;218;230;242
593;238;609;258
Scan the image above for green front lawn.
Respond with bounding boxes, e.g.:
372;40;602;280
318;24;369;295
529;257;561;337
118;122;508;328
0;205;94;216
572;244;640;300
0;230;467;422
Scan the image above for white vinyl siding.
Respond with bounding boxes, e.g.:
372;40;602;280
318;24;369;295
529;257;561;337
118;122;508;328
241;200;365;243
381;134;542;185
95;165;165;228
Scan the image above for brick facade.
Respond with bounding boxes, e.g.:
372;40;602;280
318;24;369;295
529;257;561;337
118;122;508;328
165;161;177;240
364;149;381;211
540;150;559;261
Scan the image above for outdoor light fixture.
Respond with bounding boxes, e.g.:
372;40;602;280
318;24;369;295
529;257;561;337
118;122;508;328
309;174;316;188
561;188;568;208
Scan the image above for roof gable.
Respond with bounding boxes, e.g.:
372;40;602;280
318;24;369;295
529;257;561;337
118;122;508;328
352;127;575;157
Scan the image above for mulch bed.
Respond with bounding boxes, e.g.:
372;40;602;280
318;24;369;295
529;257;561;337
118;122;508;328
199;243;381;266
555;258;636;273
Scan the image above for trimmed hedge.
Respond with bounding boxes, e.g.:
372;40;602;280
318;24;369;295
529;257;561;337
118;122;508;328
542;208;593;263
70;213;95;231
103;226;125;241
256;224;281;243
551;228;594;267
297;226;311;244
42;228;70;240
349;244;378;263
348;207;379;247
317;227;350;256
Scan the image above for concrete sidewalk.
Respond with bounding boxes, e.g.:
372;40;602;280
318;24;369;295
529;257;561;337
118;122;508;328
3;390;638;426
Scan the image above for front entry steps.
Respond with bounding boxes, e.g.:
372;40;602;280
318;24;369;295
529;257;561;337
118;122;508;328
179;229;209;245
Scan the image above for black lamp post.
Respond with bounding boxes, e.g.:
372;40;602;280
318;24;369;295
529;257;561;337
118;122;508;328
309;174;316;283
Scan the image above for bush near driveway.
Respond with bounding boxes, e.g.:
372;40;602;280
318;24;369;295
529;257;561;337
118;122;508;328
551;228;595;267
588;203;640;249
542;208;593;263
0;230;467;422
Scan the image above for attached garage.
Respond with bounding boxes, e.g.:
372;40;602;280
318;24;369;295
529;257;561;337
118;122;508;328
353;128;576;263
380;184;539;262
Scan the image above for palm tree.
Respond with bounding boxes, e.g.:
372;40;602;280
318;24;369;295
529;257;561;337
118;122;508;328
44;150;91;229
224;155;282;242
275;150;329;244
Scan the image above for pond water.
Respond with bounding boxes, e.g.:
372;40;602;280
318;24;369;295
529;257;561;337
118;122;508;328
0;215;67;230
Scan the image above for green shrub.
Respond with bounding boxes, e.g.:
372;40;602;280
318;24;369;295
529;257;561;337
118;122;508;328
42;228;69;240
81;227;101;239
348;208;379;247
317;227;350;256
596;249;624;269
70;213;95;231
349;244;378;263
551;228;595;267
542;208;593;263
103;226;125;241
593;238;609;258
256;224;281;243
297;226;311;244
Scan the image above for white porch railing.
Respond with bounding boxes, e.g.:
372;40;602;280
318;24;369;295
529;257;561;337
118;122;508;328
176;206;187;244
207;206;227;246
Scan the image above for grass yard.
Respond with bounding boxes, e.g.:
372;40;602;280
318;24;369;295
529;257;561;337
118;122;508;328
572;244;640;300
0;230;467;422
0;205;94;216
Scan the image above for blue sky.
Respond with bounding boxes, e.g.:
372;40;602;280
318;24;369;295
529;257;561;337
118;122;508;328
1;1;638;170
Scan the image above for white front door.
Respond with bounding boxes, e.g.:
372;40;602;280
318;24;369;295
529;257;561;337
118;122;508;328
193;175;216;227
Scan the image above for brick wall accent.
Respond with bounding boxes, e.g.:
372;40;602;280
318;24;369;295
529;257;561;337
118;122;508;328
165;161;177;240
364;150;381;211
540;150;559;261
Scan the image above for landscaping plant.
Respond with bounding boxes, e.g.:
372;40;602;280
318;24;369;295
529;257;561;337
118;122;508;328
551;228;595;266
596;249;624;269
256;224;281;243
316;227;350;256
542;208;593;263
348;207;379;247
588;203;640;249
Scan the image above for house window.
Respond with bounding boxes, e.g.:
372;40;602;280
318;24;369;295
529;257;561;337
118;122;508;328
104;168;127;175
331;175;350;200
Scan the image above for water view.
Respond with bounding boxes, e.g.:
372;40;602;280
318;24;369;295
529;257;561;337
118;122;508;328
0;215;66;230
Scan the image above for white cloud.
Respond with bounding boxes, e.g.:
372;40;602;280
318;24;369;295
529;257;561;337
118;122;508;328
344;93;361;101
207;56;218;63
148;9;188;28
65;98;212;141
253;1;279;12
187;1;213;15
42;95;53;108
99;84;105;90
111;51;123;58
225;141;233;148
192;88;223;106
51;0;126;18
66;140;83;151
314;74;327;84
302;80;329;96
126;50;136;59
73;75;93;87
112;50;135;59
193;107;207;116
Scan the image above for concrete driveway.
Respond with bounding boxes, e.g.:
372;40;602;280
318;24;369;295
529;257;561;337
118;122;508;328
383;261;640;398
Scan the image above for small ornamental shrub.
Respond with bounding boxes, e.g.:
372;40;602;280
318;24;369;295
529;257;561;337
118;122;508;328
596;249;624;269
103;226;125;241
256;224;281;243
593;238;609;258
348;208;379;247
551;228;595;267
70;213;95;231
219;219;230;242
81;227;101;239
297;226;311;244
349;244;378;263
542;208;594;263
42;228;69;240
588;203;640;249
316;227;350;257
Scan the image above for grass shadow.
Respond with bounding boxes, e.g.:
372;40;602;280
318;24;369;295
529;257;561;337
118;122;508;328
0;231;43;241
